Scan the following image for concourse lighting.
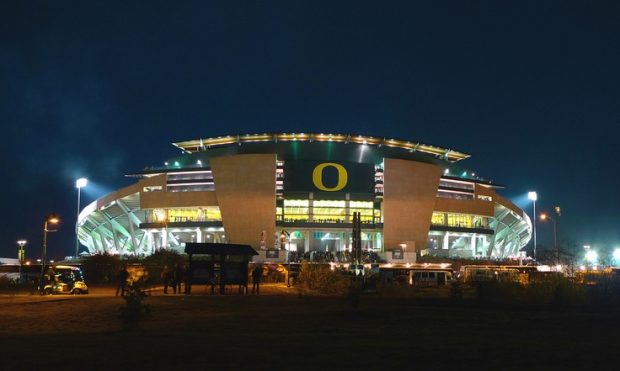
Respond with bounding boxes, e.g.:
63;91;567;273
613;248;620;262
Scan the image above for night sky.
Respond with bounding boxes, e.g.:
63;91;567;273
1;1;618;260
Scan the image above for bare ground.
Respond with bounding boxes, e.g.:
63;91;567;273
0;284;618;370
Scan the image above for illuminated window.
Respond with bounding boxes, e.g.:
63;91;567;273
313;200;346;223
432;212;445;225
152;207;222;223
435;213;489;229
447;214;473;228
283;199;309;222
143;185;162;192
284;199;309;207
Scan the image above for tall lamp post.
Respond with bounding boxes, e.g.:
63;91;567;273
540;213;558;266
528;191;538;260
40;214;59;293
17;240;27;283
75;178;88;258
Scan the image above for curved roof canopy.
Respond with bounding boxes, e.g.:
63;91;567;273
173;133;470;163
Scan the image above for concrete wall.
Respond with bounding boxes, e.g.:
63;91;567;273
382;158;442;251
210;154;277;249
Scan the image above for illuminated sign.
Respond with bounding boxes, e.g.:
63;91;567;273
284;160;374;194
312;163;348;191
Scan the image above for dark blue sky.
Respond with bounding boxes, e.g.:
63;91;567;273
1;1;618;259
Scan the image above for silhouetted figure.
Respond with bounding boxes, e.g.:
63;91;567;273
174;264;184;294
116;265;130;296
251;265;262;294
161;265;172;294
185;267;192;294
45;267;56;287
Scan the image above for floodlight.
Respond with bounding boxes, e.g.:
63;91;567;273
528;191;538;201
76;178;88;189
585;250;598;263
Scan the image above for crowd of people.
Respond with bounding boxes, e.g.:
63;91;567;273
287;250;381;263
160;264;187;294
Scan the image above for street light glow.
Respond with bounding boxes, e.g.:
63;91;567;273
528;191;538;201
613;248;620;261
76;177;88;189
540;213;547;220
17;240;27;247
585;250;598;263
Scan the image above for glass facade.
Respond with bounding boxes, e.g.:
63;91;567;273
431;212;489;229
425;231;491;258
313;200;346;223
279;229;383;253
278;198;380;224
148;207;222;223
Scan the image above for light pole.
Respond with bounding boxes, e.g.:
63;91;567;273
17;240;27;283
528;191;538;260
540;213;558;265
40;214;59;293
75;178;88;258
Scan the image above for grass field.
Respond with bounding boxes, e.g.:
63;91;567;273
0;284;618;370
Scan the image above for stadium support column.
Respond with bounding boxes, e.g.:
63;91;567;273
210;154;277;250
382;159;441;252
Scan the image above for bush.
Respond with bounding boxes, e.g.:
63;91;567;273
298;263;351;295
474;277;587;306
119;285;150;331
142;250;186;284
81;253;122;284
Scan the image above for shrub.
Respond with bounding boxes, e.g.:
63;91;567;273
298;263;351;295
81;253;122;284
119;284;150;331
142;250;186;284
473;277;587;306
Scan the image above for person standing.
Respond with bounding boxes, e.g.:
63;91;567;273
116;265;130;296
174;264;184;294
161;265;172;294
251;265;262;295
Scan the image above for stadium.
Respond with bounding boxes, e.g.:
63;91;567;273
77;133;532;261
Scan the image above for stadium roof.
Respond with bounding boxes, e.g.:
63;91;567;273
172;133;470;163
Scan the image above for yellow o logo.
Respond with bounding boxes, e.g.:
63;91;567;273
312;163;348;191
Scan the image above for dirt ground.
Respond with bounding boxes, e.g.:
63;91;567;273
0;284;618;370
